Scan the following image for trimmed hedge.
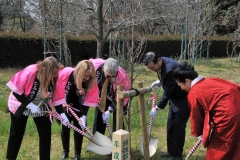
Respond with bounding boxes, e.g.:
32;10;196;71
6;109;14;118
0;32;237;68
0;34;43;68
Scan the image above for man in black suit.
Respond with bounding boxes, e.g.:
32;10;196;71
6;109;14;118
143;51;190;160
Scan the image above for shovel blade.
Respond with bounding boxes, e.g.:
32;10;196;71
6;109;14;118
139;135;158;157
86;131;112;155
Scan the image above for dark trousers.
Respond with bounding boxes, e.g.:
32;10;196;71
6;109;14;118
61;112;83;156
93;107;116;135
167;108;189;157
6;113;51;160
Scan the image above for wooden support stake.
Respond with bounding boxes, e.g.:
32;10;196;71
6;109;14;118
116;85;123;130
137;82;150;160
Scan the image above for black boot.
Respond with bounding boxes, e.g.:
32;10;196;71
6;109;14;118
61;151;69;160
61;127;70;160
160;152;171;158
74;130;83;160
74;154;80;160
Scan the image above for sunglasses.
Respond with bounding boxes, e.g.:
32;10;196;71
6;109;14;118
105;71;118;78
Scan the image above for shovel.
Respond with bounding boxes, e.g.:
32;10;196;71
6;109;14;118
41;101;106;148
62;104;113;155
52;112;104;147
84;79;113;155
68;111;112;155
85;112;113;155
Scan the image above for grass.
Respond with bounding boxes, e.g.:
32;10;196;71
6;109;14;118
0;57;240;160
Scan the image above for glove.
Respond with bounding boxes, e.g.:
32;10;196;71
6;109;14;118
60;113;69;126
108;106;114;112
198;135;202;140
151;80;161;89
149;105;160;118
79;115;87;129
26;102;41;114
102;111;111;123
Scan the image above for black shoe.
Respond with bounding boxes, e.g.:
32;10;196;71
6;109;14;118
171;157;183;160
74;155;80;160
160;152;171;158
105;153;112;157
61;151;69;160
104;154;112;160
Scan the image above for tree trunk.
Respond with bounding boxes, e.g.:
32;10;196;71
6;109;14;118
96;37;104;58
96;0;104;58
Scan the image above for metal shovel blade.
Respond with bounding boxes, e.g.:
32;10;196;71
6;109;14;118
86;131;112;155
139;135;158;157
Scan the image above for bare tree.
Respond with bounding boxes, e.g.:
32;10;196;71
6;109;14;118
1;0;34;32
3;0;217;60
3;0;236;59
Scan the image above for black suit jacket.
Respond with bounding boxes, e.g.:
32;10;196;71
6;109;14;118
156;57;189;115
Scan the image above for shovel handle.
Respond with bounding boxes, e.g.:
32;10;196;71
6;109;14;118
148;91;156;133
53;112;85;135
185;139;202;160
106;120;112;139
149;116;153;131
66;106;93;137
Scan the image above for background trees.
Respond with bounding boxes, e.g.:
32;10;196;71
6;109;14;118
1;0;34;32
0;7;3;30
0;0;239;62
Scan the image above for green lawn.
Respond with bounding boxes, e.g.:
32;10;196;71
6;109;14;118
0;57;239;160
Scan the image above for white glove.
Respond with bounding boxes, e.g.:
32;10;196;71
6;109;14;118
79;115;87;129
102;111;111;123
149;106;160;118
151;80;161;89
198;135;202;140
60;113;69;126
108;106;114;112
26;102;41;114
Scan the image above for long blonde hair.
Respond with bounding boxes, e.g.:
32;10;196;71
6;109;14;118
37;56;64;97
74;60;96;91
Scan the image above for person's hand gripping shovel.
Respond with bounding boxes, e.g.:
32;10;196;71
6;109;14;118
63;103;94;137
102;109;113;140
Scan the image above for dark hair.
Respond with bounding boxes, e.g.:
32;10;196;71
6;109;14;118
173;62;198;83
143;51;161;65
